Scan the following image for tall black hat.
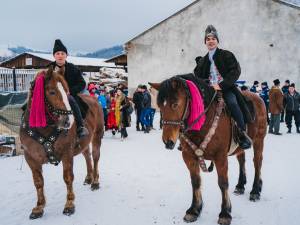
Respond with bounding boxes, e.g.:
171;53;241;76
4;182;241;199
53;39;68;55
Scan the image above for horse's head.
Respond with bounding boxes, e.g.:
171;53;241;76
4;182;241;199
41;66;74;130
150;74;213;150
150;77;190;150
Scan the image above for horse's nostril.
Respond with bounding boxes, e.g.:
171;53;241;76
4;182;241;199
165;140;175;150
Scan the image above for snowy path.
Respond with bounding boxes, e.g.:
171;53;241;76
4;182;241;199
0;114;300;225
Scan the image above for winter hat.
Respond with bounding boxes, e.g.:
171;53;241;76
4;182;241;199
290;83;295;88
204;25;219;43
53;39;68;55
254;81;259;85
261;82;268;86
273;79;280;86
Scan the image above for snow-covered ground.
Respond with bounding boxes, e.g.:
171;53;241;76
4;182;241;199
0;114;300;225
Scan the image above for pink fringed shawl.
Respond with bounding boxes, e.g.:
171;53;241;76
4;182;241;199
29;72;47;128
186;80;206;131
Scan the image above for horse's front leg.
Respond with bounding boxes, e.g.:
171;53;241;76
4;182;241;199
182;151;203;223
25;154;46;219
62;155;75;216
234;152;247;195
91;135;102;191
215;157;232;225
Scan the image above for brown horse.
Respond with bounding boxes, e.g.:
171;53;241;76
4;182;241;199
20;66;104;219
150;74;266;225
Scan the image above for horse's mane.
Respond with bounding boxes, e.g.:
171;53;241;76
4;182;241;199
157;73;215;107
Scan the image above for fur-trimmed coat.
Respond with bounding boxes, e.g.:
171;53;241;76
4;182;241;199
194;48;253;123
49;62;88;116
269;86;284;114
194;48;241;91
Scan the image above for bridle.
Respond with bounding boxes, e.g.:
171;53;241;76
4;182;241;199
161;77;217;134
30;78;73;121
45;97;73;119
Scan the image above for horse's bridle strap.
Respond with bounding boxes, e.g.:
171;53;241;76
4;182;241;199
180;92;224;172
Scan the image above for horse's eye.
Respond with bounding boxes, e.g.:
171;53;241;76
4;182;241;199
171;103;179;110
49;90;56;96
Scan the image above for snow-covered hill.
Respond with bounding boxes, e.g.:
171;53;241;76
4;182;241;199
0;115;299;225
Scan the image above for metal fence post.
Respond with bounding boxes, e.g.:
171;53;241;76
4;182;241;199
12;67;17;91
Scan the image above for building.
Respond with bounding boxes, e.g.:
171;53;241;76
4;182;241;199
125;0;300;95
0;52;117;72
105;53;127;72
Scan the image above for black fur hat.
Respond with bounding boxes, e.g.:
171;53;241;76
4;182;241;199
53;39;68;55
273;79;280;86
204;25;219;43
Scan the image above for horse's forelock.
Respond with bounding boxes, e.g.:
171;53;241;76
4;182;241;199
157;78;184;105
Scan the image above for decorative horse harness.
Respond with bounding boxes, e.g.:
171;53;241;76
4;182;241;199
161;78;225;172
22;81;73;166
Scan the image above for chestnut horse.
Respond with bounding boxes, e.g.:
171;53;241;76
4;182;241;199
20;66;104;219
150;74;266;225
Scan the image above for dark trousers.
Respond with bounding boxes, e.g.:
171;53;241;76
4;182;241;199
223;90;246;130
285;110;300;129
121;127;128;138
269;114;281;133
68;95;83;127
149;108;156;127
141;108;152;127
281;110;285;122
136;108;143;128
103;108;108;127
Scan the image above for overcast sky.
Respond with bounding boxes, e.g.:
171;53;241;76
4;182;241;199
0;0;195;53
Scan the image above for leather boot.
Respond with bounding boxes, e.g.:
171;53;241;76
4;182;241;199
77;126;89;138
238;130;252;150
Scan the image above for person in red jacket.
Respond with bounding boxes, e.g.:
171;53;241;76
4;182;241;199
107;92;118;135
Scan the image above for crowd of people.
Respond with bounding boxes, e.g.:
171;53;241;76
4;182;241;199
86;82;158;141
87;83;132;140
247;79;300;135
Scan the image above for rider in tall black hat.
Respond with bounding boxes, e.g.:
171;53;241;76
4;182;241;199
194;25;252;150
50;39;89;138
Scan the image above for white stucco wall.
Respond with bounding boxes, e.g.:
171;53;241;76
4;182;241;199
126;0;300;96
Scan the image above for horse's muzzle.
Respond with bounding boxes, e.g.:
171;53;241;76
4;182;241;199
164;140;175;150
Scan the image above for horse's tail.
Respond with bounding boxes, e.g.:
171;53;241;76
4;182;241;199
208;161;214;172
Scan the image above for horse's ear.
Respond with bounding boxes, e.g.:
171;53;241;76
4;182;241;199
148;82;161;90
46;66;54;79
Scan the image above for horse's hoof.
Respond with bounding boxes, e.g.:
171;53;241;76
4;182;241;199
63;207;75;216
233;187;245;195
249;193;260;201
91;183;100;191
83;178;92;185
183;214;198;223
29;210;44;219
218;217;232;225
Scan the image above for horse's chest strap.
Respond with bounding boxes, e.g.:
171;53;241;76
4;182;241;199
180;92;225;172
22;122;62;166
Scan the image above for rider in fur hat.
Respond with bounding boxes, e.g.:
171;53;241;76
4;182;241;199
194;25;252;150
50;39;89;139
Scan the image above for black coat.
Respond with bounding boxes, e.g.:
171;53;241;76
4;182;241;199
194;48;241;91
49;62;86;96
284;92;300;111
121;97;131;127
133;91;144;109
194;48;253;123
49;62;88;116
